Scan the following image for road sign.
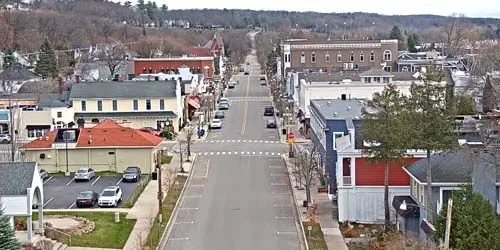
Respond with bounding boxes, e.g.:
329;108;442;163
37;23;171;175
307;225;312;231
287;132;295;144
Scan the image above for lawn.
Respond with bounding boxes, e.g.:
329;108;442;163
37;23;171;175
31;212;135;249
303;222;328;250
145;175;187;248
161;155;173;164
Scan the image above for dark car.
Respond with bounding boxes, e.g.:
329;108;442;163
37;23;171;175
266;119;277;128
215;111;225;118
219;103;230;110
244;71;249;75
122;166;141;182
264;106;274;116
76;191;99;208
260;76;267;85
228;82;235;89
239;68;245;72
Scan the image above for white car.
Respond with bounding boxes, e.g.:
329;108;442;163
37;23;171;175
98;186;122;207
0;134;11;144
210;119;222;129
74;167;95;181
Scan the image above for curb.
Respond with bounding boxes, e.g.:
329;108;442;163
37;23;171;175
281;154;309;250
157;153;198;250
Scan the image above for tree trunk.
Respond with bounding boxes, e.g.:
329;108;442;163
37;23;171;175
305;184;311;205
425;149;433;223
384;161;390;230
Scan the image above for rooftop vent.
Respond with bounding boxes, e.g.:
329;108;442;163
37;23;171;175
346;106;351;111
333;112;338;117
327;101;331;106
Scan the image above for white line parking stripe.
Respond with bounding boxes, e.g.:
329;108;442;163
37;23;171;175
277;232;297;235
185;195;202;198
116;178;123;185
65;177;75;186
43;197;54;208
169;237;189;241
91;176;101;186
180;207;199;210
43;176;53;184
259;152;262;154
271;183;288;185
222;152;226;155
216;152;220;155
237;140;241;142
253;152;256;155
175;221;195;224
273;204;292;207
210;152;214;155
204;152;208;155
260;140;263;142
234;152;238;155
68;202;76;209
241;152;245;155
276;216;293;219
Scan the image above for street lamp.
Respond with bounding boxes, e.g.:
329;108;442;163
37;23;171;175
157;147;167;224
63;130;70;176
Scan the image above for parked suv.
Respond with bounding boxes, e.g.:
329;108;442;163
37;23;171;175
98;186;122;207
264;106;274;116
122;167;141;182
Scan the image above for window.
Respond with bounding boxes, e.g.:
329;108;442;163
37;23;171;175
300;52;305;63
374;77;381;83
384;66;392;72
383;77;390;83
159;99;165;110
81;101;86;111
112;100;118;111
57;112;62;118
341;94;347;100
365;77;372;83
419;184;425;205
383;50;392;61
337;53;342;62
133;100;138;110
146;99;151;110
350;53;354;62
370;52;375;62
325;54;331;62
311;52;316;63
27;129;47;138
360;52;364;62
332;132;344;150
97;100;103;111
142;68;146;73
402;66;409;72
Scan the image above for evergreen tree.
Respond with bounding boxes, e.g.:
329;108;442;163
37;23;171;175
436;186;500;250
407;35;417;53
454;94;476;115
362;85;411;230
136;0;145;11
34;39;59;79
2;50;16;70
0;203;21;250
406;66;457;224
389;25;404;50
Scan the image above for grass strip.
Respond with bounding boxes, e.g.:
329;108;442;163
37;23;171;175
303;222;328;250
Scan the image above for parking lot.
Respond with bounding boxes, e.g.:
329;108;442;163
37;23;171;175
42;175;140;209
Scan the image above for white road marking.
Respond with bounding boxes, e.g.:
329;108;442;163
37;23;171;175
277;232;297;235
252;152;256;155
205;160;210;178
260;140;264;143
243;140;247;142
180;207;199;210
184;195;202;198
210;152;214;155
271;153;275;155
204;152;208;155
272;192;290;195
234;152;238;155
116;178;123;185
65;177;75;186
68;202;76;209
91;176;101;186
271;183;288;186
273;204;292;207
228;152;232;155
216;152;220;155
270;173;287;176
266;152;269;155
190;184;205;187
43;197;54;208
276;216;293;219
259;152;263;154
222;152;226;155
241;151;245;155
247;152;250;154
269;165;281;168
169;237;189;241
43;176;53;184
175;221;195;224
237;140;241;142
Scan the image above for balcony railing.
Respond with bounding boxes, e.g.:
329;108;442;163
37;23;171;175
342;176;352;186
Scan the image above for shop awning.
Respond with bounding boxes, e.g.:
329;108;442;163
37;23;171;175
188;98;201;109
26;125;51;130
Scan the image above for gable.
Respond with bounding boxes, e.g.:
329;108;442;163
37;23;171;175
355;158;421;186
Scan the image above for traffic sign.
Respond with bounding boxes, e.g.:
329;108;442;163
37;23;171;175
287;132;295;144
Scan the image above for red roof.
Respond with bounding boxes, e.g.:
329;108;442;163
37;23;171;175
189;47;211;57
23;119;162;149
354;158;421;186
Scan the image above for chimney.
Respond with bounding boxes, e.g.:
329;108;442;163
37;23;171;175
88;135;93;144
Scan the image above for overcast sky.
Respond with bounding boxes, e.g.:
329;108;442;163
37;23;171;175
151;0;500;18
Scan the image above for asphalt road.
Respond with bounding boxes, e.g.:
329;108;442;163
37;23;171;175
160;33;303;250
42;175;139;209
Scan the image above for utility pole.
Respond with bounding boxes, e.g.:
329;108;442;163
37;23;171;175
179;141;184;172
444;199;453;250
157;150;163;223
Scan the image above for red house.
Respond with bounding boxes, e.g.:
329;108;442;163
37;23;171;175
133;57;215;79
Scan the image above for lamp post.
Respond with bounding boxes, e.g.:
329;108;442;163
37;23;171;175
63;130;70;176
399;199;453;249
157;147;166;223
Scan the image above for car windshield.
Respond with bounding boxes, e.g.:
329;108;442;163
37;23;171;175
102;190;115;197
78;191;93;198
268;120;275;124
125;168;138;173
77;169;87;173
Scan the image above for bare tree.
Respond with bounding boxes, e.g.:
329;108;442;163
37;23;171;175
98;44;126;79
443;13;470;57
293;143;320;205
130;39;161;58
0;80;23;162
185;125;194;161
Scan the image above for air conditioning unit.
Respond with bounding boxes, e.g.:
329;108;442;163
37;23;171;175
47;155;52;159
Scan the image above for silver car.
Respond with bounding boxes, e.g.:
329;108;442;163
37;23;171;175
75;167;95;181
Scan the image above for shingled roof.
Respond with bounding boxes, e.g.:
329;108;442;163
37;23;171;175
0;162;37;196
69;81;177;99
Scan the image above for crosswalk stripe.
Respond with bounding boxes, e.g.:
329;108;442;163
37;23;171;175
237;140;241;142
222;152;226;155
241;152;245;155
243;140;247;142
210;152;214;155
266;152;269;155
247;152;250;154
234;152;238;155
216;152;220;155
271;153;275;155
253;152;256;155
228;152;232;155
259;140;263;143
259;152;262;154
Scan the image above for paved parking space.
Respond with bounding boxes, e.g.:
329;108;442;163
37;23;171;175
42;176;140;209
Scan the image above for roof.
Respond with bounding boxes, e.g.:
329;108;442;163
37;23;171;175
74;111;176;118
404;151;472;183
17;80;66;94
23;119;163;149
283;39;396;45
134;57;213;62
310;99;364;120
69;81;177;99
189;47;211;57
0;65;40;81
359;68;394;77
0;162;36;196
38;92;70;108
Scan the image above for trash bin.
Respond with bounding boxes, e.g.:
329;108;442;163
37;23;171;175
151;172;158;180
282;128;287;135
303;200;308;207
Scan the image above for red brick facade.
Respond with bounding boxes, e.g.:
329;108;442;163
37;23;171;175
133;57;215;78
354;158;420;186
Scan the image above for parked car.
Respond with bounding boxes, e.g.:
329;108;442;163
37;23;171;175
218;103;230;110
244;71;249;75
215;111;225;119
39;169;49;180
76;191;99;208
220;97;230;104
0;134;10;143
75;167;95;181
228;82;235;89
122;167;141;182
210;119;222;129
98;186;122;207
266;119;277;128
264;106;274;116
239;68;245;72
260;76;267;85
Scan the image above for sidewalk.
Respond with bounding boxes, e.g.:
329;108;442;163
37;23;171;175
122;152;194;249
282;154;348;250
275;114;309;144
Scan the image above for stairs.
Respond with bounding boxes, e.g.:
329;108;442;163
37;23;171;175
32;234;68;250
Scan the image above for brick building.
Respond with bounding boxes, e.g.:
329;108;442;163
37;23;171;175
133;57;215;79
281;39;399;76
